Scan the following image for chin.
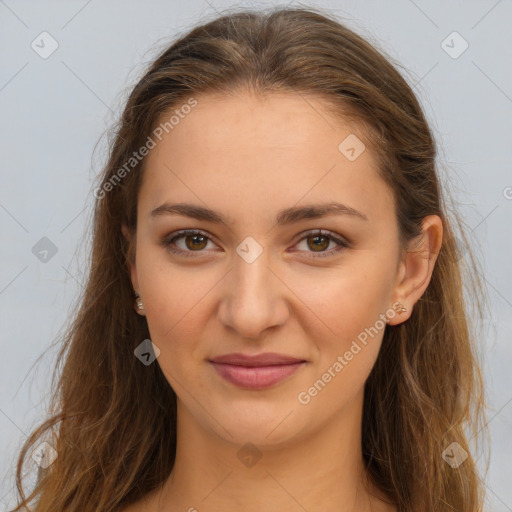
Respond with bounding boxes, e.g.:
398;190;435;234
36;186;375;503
210;408;306;448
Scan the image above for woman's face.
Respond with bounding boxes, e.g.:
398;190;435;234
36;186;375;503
128;91;405;447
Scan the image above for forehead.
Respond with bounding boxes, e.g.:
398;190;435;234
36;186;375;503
154;90;368;149
139;91;394;226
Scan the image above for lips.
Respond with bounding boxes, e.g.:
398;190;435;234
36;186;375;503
209;352;304;366
209;352;306;389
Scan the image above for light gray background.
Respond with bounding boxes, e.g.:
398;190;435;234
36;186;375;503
1;0;511;510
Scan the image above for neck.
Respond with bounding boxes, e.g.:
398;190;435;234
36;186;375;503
154;388;389;512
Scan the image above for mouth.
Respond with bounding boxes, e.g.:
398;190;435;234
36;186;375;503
208;353;306;389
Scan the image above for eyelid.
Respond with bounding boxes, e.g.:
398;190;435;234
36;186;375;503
289;229;350;256
161;228;350;258
290;228;347;243
161;228;219;258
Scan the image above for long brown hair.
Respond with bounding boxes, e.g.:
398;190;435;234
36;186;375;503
10;6;489;511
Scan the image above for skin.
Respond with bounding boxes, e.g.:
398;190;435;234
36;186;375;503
122;90;443;512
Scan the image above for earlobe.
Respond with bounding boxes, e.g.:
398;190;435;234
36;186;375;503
387;215;443;326
134;292;145;316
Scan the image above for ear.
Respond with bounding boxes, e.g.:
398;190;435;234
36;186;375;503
387;215;443;326
122;223;140;294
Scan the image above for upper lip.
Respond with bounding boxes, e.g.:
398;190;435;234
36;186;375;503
209;352;305;367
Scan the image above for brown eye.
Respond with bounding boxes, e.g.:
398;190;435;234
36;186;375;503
292;229;349;258
306;234;330;252
184;233;208;251
162;229;217;258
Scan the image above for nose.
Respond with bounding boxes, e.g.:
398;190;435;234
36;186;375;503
217;247;289;340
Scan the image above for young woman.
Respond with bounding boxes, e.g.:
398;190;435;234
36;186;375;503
11;6;488;512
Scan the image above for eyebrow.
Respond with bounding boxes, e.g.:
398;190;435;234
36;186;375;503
150;201;369;225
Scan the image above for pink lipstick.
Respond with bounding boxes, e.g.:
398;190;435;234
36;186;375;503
209;352;305;390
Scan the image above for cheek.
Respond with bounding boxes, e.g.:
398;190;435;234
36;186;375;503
301;263;391;341
136;257;219;387
137;250;212;339
139;264;207;388
301;279;388;409
301;262;392;385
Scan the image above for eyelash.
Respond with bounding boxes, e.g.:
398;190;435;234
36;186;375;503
161;229;350;259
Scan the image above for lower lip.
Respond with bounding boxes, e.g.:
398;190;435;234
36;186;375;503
209;361;305;389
